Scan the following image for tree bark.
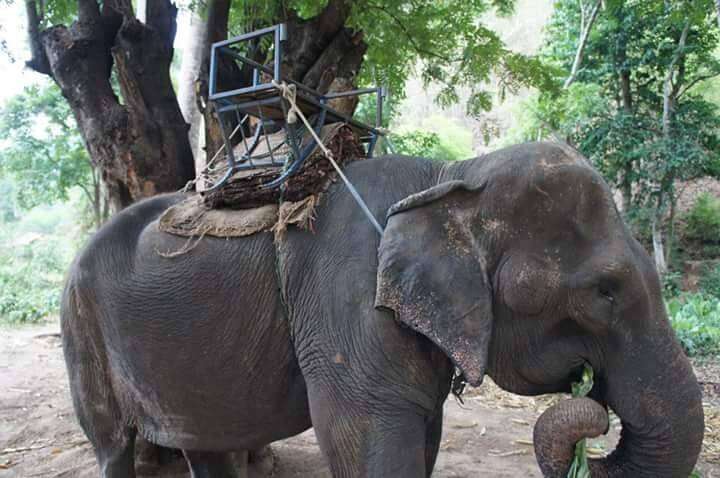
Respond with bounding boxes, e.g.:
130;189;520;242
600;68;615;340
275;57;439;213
178;8;207;174
136;0;147;23
25;0;194;211
652;193;668;274
26;0;370;210
620;71;632;112
197;0;233;162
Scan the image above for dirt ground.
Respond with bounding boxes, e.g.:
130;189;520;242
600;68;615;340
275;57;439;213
1;321;719;477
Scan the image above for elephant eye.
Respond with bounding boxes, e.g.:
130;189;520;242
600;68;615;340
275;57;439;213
598;285;615;304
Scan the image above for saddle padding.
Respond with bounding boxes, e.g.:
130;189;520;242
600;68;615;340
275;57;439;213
158;194;319;239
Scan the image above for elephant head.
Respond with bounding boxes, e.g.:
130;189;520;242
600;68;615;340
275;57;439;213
375;143;703;477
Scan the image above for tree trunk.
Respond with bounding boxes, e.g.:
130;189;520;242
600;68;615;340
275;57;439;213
26;0;370;210
136;0;147;23
197;0;233;163
620;164;632;213
92;167;102;229
662;21;689;137
653;19;689;274
666;193;678;266
620;70;632;113
652;193;668;275
178;8;207;175
26;0;195;211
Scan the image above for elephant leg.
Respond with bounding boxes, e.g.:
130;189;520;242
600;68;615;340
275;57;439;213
94;429;136;478
308;389;429;477
424;410;444;476
366;418;428;477
63;320;137;477
183;450;242;478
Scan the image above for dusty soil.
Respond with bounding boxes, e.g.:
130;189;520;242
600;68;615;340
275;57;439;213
1;321;719;477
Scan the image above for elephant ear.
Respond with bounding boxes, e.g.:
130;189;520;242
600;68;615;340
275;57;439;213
375;180;493;386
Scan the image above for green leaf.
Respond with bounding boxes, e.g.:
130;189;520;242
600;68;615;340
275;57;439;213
568;364;594;478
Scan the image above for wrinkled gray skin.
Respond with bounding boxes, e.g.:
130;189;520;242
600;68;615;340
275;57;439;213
61;143;703;478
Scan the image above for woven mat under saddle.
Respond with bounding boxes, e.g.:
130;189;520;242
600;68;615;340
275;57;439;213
158;194;319;239
201;122;366;210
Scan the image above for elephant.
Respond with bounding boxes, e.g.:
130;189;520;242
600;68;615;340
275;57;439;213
60;142;703;477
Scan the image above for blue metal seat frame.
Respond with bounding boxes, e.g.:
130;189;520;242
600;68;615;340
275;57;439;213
207;23;386;192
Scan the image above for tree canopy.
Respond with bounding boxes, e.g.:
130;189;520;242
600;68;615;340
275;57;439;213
0;83;90;210
510;0;720;271
34;0;556;114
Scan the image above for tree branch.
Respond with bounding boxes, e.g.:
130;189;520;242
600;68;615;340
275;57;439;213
663;19;690;137
365;3;456;63
102;0;133;18
77;181;95;205
564;0;602;89
25;0;50;75
677;72;720;99
145;0;177;52
78;0;101;22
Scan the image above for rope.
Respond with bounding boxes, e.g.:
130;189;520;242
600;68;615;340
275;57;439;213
272;80;385;236
181;120;245;193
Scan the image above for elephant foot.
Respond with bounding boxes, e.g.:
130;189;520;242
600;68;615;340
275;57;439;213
249;446;275;477
228;446;275;478
135;438;185;475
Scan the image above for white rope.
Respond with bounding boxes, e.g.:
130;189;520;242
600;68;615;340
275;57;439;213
181;121;245;193
272;80;384;235
206;121;244;171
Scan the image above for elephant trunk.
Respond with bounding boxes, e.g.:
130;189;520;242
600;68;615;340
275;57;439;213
534;335;704;478
533;397;608;477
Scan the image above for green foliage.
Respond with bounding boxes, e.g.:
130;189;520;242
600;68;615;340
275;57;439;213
353;89;399;129
391;130;442;157
513;0;720;227
0;81;92;210
0;179;18;223
0;199;82;324
567;364;594;478
0;239;66;323
699;263;720;298
662;269;684;298
667;293;720;356
207;0;558;113
684;193;720;243
39;0;77;27
391;124;472;161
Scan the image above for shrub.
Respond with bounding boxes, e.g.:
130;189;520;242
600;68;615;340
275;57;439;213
0;200;82;324
698;263;720;298
662;270;684;298
391;130;443;158
667;293;720;356
0;238;69;323
684;193;720;243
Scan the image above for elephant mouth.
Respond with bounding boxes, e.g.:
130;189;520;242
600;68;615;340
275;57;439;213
586;377;608;411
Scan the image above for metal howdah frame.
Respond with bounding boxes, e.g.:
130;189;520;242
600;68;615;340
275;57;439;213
207;23;387;192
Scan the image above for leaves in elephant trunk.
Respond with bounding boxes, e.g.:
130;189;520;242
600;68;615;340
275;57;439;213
567;364;595;478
